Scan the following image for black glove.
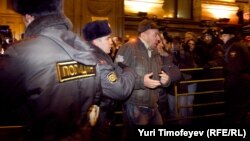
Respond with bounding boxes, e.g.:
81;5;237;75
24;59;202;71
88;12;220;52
117;62;128;69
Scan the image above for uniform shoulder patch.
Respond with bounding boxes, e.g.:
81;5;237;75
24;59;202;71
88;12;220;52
107;71;117;83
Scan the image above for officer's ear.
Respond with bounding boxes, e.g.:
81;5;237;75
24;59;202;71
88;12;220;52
92;38;99;47
93;37;105;46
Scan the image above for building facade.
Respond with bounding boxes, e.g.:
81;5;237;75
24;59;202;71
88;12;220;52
0;0;249;40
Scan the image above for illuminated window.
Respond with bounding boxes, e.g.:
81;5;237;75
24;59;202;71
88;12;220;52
162;0;193;19
125;0;192;19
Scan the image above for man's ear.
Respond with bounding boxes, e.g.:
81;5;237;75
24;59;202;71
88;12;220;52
92;39;98;46
93;38;103;47
23;14;35;27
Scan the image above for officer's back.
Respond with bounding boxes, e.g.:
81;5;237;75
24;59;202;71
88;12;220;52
0;0;100;140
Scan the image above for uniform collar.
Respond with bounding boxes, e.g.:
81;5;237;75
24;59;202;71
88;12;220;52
24;14;72;38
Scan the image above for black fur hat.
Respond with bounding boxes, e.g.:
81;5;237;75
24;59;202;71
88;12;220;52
11;0;62;16
221;25;237;35
202;29;214;36
241;24;250;36
82;20;112;41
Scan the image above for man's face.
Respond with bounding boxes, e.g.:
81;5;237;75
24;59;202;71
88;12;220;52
93;35;112;54
184;33;194;43
143;29;160;49
187;40;196;52
220;34;233;44
156;34;164;52
203;34;212;44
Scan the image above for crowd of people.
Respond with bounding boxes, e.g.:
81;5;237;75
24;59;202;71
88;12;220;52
0;0;249;141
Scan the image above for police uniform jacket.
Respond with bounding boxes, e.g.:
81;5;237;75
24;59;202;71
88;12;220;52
223;37;241;88
0;14;104;140
90;43;137;103
89;43;136;135
222;35;250;126
224;37;250;88
115;38;170;108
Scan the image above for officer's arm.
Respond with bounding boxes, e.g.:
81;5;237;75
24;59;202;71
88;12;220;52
98;63;136;101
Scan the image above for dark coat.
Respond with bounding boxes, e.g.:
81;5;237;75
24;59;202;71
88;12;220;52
91;45;136;101
222;36;250;125
115;38;171;108
89;43;136;141
0;14;101;141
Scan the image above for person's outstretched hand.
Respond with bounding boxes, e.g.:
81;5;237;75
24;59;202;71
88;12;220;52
144;72;161;89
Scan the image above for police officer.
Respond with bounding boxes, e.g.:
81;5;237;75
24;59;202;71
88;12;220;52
0;0;135;141
220;25;250;125
82;20;137;141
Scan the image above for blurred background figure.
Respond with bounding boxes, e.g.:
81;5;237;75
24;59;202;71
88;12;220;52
184;32;197;44
157;31;181;125
0;25;14;54
110;36;122;61
194;28;225;118
177;38;200;125
196;28;224;68
221;25;250;125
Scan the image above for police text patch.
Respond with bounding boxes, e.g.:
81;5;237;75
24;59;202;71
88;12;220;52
56;61;96;82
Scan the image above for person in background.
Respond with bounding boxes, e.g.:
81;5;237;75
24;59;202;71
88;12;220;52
115;19;170;139
157;31;182;125
110;36;122;61
184;32;197;44
177;39;199;125
82;20;137;141
171;36;183;64
221;25;250;125
194;28;225;118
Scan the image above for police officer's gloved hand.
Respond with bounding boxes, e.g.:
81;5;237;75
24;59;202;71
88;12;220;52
117;62;128;69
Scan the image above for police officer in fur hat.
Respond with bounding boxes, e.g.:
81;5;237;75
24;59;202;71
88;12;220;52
0;0;134;141
82;20;137;141
220;25;250;125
